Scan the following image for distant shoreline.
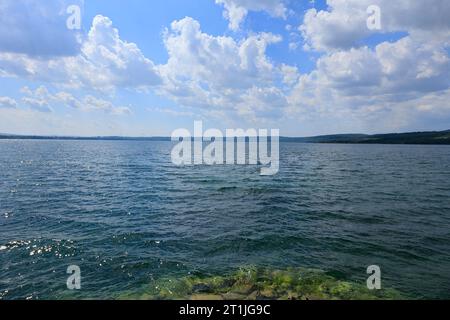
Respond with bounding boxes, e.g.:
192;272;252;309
1;130;449;145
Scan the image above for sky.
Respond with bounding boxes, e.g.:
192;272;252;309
0;0;449;137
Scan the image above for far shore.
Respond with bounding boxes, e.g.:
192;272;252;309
1;129;449;145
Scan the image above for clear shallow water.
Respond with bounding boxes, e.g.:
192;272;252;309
0;140;449;300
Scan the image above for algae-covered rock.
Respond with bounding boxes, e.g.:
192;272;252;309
246;291;259;300
230;283;255;295
221;292;247;300
192;283;213;294
116;267;404;300
259;287;276;300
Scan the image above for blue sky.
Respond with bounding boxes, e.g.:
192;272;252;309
0;0;449;136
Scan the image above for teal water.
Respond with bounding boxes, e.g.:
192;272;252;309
0;140;449;299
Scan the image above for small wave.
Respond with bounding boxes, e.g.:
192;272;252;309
217;186;238;192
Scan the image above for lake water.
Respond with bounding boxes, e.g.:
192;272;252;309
0;140;449;299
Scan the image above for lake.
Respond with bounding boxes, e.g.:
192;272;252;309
0;140;449;299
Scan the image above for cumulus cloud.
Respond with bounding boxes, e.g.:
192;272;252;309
54;91;132;115
79;15;161;90
0;15;161;91
157;1;449;127
159;17;288;121
216;0;287;31
282;0;450;132
0;96;17;109
82;95;131;115
157;11;449;127
281;64;300;85
20;85;131;114
287;36;450;130
300;0;450;51
21;86;53;112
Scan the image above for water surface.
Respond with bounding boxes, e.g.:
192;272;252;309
0;140;449;299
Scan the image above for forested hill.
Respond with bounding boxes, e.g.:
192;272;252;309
1;130;450;145
282;130;450;145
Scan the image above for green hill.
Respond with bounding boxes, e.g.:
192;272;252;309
1;130;450;145
281;130;450;145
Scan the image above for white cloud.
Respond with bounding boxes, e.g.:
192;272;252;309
53;91;83;109
79;15;161;90
21;86;53;112
287;35;450;131
0;8;293;123
21;97;52;112
0;15;161;91
156;12;450;128
159;17;287;121
20;85;131;115
281;64;299;85
0;96;17;109
82;95;131;115
216;0;287;31
300;0;450;51
283;0;450;132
